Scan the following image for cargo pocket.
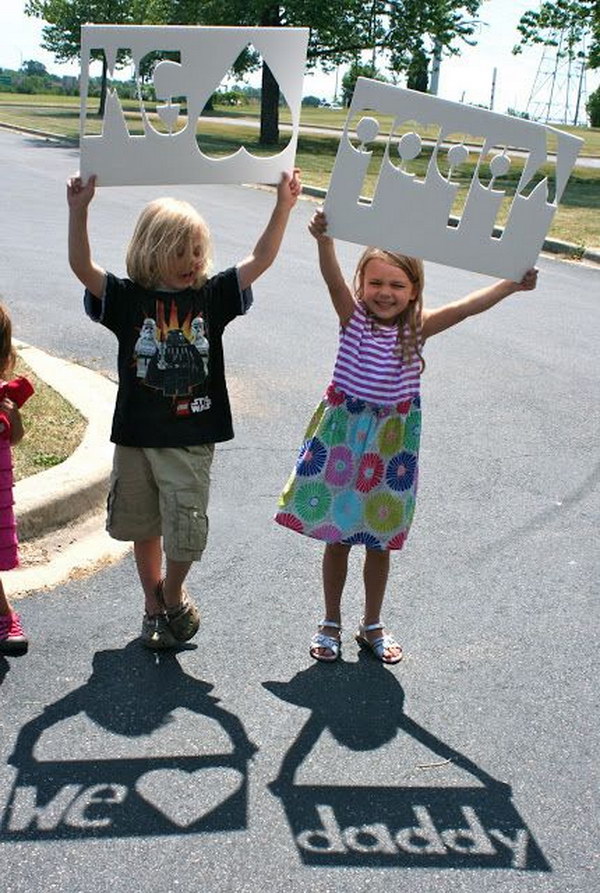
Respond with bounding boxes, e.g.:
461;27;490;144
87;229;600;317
173;490;208;554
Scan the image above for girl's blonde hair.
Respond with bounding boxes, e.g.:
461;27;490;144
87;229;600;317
126;198;213;290
0;302;16;381
354;247;425;372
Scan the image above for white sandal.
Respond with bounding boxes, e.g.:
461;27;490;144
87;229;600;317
355;619;403;664
309;619;342;662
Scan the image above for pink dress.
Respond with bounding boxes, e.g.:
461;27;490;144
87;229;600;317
0;376;34;570
0;435;18;570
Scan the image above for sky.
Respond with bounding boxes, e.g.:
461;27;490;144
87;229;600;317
1;0;598;123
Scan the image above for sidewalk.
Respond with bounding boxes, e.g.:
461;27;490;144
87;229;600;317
5;342;130;599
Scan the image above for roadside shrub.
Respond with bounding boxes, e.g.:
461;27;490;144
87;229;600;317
587;86;600;127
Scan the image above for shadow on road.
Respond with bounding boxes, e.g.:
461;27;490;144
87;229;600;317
264;656;550;871
2;641;256;839
0;655;9;686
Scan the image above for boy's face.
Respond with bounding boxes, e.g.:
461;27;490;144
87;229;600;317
162;230;206;290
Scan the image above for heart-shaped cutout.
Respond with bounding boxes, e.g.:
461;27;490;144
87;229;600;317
136;767;244;827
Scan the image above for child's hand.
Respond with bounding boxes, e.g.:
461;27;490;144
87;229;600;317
0;398;23;444
277;168;301;210
308;208;332;244
66;174;97;210
513;267;538;292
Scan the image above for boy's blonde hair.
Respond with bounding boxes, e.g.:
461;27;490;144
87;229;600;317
353;247;425;372
126;198;213;290
0;302;16;381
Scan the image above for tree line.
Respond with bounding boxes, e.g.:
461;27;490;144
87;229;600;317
19;1;600;135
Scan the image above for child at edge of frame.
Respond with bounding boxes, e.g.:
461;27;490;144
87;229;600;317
0;301;35;657
274;208;538;665
67;169;301;650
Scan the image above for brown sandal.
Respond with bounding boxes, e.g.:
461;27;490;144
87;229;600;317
156;580;200;642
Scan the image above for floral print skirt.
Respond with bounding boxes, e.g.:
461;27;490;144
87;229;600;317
274;384;421;551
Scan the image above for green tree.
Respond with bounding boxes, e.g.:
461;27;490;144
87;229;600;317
15;74;47;94
21;60;49;77
26;0;486;142
513;1;599;68
25;0;143;114
587;84;600;125
341;60;384;107
301;95;322;107
170;1;485;140
185;1;370;144
406;43;429;92
381;0;483;83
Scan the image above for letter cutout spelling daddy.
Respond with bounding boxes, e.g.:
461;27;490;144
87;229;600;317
324;78;583;280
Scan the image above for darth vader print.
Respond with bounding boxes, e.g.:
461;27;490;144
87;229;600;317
134;304;210;399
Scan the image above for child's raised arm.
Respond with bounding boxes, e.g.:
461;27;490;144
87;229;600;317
66;174;106;299
422;268;538;340
308;210;354;326
236;168;301;291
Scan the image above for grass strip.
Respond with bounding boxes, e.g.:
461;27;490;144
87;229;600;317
12;357;86;482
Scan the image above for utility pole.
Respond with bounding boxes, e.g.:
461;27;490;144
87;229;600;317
490;67;497;110
429;40;442;95
573;45;587;125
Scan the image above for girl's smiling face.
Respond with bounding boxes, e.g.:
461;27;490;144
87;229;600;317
360;258;416;325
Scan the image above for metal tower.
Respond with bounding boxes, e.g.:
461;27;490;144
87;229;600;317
525;29;588;126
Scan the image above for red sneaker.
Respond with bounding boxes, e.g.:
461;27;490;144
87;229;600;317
0;611;29;656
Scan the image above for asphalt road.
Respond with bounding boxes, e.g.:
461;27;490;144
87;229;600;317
0;130;598;892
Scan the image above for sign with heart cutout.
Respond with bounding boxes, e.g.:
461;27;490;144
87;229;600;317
136;767;244;827
1;757;248;839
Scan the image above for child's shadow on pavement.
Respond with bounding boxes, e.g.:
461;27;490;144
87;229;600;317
0;655;9;686
3;641;256;840
263;655;550;871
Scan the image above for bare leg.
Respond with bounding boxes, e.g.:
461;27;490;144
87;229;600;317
362;548;390;625
134;539;194;612
362;548;402;661
312;542;350;658
0;579;11;615
162;558;193;609
134;537;163;614
323;542;350;621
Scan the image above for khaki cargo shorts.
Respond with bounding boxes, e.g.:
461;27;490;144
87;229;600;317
106;444;215;562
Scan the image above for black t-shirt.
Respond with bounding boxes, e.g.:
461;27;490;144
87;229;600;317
85;267;252;447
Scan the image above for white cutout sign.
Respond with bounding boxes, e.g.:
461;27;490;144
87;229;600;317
324;78;583;279
79;25;309;186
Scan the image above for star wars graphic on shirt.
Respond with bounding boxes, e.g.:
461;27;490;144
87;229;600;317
133;299;211;417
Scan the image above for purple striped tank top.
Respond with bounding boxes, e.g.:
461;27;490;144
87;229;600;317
330;301;421;404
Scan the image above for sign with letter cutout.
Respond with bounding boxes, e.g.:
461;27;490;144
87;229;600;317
79;25;309;187
324;78;583;279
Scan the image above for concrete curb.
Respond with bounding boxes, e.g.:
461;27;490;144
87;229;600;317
5;521;131;599
6;343;131;597
13;342;116;540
